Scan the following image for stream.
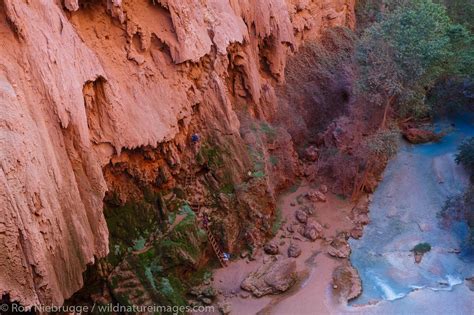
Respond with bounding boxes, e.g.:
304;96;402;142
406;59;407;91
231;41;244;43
348;115;474;314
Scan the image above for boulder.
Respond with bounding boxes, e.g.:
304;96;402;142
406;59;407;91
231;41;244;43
241;258;297;297
332;264;362;301
287;243;302;258
302;219;323;241
201;297;212;305
301;205;314;215
295;209;308;223
350;227;363;239
218;302;232;315
328;233;351;258
264;242;280;255
403;128;441;144
306;191;327;202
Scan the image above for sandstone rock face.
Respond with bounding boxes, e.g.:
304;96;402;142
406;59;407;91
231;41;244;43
0;0;355;307
241;258;297;297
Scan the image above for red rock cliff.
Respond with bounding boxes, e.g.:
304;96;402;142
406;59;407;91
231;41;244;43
0;0;354;307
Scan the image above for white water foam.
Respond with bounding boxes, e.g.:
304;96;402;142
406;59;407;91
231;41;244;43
375;276;406;301
429;275;463;291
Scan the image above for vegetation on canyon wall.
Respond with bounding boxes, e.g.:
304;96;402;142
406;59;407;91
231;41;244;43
357;0;473;121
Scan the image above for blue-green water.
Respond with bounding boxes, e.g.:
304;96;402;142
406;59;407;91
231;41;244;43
348;115;474;313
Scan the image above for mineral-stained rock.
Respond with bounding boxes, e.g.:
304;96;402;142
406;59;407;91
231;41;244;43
295;209;308;223
303;219;324;241
241;258;297;297
264;242;280;255
402;128;442;144
332;263;362;301
287;243;302;258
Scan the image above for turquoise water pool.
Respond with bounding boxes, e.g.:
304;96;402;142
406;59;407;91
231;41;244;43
348;115;474;313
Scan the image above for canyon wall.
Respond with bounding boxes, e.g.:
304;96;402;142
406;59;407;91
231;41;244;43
0;0;355;308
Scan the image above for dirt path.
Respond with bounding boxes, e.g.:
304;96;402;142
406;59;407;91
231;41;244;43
211;182;357;314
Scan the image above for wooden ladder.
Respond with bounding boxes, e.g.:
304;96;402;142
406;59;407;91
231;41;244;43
184;170;227;267
206;226;228;267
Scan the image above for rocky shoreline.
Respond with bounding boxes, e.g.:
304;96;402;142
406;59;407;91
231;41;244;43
207;182;373;314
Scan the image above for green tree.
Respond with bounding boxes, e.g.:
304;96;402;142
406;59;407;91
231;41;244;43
357;0;473;124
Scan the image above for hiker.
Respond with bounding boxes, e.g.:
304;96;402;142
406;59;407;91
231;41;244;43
191;133;200;144
222;252;230;262
202;214;209;228
191;133;201;153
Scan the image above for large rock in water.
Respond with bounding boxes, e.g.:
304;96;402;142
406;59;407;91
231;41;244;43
332;263;362;302
241;258;297;297
403;128;441;144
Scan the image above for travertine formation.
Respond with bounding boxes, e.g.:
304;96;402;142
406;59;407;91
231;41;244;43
0;0;354;307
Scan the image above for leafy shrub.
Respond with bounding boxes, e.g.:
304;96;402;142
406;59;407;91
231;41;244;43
412;242;432;254
364;129;400;158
